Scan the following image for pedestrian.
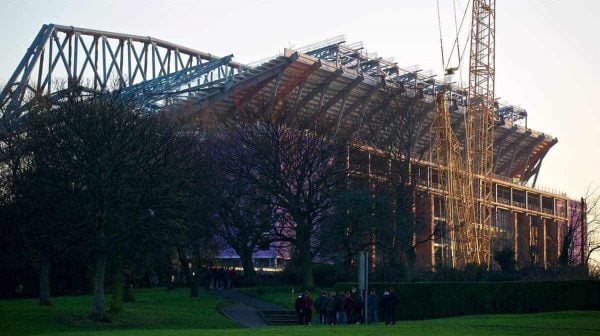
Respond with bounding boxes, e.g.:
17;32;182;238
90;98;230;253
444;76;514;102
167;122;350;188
217;267;226;289
344;291;354;324
229;268;237;288
381;290;394;325
224;267;231;289
316;291;328;324
335;291;347;324
295;294;304;325
207;268;214;289
367;289;379;324
326;291;336;324
389;288;399;325
352;288;364;324
300;291;313;325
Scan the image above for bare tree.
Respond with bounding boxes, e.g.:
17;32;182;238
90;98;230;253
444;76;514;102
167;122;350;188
366;87;434;280
190;134;274;287
29;95;195;320
213;101;347;288
560;185;600;275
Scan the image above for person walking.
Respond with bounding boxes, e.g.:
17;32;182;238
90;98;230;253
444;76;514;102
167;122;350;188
316;291;328;324
367;289;379;324
344;291;354;324
390;288;400;325
295;294;304;325
326;291;336;324
300;291;314;325
335;291;347;325
381;290;394;325
350;287;363;324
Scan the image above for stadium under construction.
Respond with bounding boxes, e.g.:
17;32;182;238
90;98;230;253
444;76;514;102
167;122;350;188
0;23;587;270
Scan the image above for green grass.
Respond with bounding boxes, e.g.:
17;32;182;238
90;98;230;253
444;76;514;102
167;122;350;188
0;288;236;336
1;287;599;335
14;311;600;336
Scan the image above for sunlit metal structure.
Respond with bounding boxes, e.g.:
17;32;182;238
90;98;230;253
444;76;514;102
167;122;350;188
1;24;580;269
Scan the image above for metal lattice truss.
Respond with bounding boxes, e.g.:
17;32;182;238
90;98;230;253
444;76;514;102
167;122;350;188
431;94;477;267
1;24;556;184
0;24;247;118
463;0;496;265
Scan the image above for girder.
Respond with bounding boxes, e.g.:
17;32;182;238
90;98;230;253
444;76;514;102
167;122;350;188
0;24;245;119
119;55;234;111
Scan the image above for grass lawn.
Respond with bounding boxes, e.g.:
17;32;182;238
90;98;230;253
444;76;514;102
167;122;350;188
0;287;236;336
1;286;599;335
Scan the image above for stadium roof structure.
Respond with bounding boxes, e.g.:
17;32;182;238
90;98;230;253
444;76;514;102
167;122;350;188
183;38;556;184
0;25;556;184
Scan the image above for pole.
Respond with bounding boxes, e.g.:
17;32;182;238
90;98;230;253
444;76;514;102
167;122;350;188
358;251;369;324
581;197;586;273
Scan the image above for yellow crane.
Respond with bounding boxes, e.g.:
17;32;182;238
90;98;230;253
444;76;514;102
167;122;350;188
433;0;496;266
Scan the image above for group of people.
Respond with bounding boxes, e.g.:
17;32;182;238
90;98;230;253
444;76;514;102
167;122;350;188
294;287;400;326
207;267;237;289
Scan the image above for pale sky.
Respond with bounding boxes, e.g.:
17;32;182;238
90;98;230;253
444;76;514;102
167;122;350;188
1;0;598;200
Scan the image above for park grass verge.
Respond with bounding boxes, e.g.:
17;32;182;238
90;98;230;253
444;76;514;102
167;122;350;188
0;287;236;336
2;286;599;336
23;310;600;336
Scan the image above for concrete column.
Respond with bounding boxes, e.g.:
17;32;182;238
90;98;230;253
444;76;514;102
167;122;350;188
517;213;530;268
546;219;559;266
542;218;547;268
513;211;518;261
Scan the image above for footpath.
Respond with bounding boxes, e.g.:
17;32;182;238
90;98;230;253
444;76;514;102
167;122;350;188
217;289;292;328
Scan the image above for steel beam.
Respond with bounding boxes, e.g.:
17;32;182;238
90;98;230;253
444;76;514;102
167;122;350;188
335;85;380;136
496;130;533;174
350;93;394;139
311;75;363;125
505;135;545;179
294;68;343;113
274;61;321;104
1;23;246;119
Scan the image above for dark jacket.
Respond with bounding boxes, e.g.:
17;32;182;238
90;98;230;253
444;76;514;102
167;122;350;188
381;293;394;312
326;296;336;313
344;295;354;312
315;295;328;312
335;294;345;312
353;290;363;309
367;293;379;311
295;296;303;313
301;295;313;311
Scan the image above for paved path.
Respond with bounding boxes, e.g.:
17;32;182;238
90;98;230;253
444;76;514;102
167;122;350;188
217;289;291;328
220;303;267;328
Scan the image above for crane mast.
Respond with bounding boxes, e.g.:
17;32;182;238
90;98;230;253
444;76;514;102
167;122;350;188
465;0;496;265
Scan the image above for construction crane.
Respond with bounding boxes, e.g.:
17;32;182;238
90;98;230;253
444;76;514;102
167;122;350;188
466;0;495;265
433;0;496;266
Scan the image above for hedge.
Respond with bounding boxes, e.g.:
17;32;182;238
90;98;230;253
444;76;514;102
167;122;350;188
333;280;600;320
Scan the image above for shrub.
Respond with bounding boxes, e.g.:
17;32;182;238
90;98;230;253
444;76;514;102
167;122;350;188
333;280;600;319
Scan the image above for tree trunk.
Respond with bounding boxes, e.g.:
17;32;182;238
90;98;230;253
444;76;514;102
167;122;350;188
123;271;135;302
559;229;572;268
240;250;257;287
91;252;108;321
91;221;109;322
177;247;192;288
38;260;52;306
298;238;314;289
110;252;124;313
190;243;201;297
